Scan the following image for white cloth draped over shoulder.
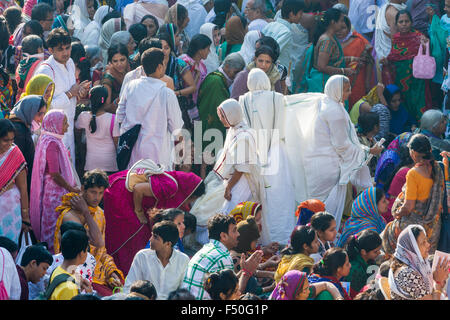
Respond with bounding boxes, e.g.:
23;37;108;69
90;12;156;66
80;5;113;46
123;0;169;30
34;56;77;166
177;0;208;39
238;30;261;66
239;68;296;245
374;1;407;59
116;76;184;170
70;0;92;40
199;23;220;74
284;75;371;229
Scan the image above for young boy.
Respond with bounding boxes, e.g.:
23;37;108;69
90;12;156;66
16;245;53;300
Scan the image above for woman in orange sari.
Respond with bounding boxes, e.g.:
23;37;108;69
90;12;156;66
336;16;374;109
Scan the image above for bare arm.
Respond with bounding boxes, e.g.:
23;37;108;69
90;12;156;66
50;172;80;193
103;83;118;114
224;170;244;201
178;70;196;97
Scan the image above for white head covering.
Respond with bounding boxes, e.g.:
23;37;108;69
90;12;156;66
420;109;446;132
324;75;349;104
217;98;244;127
388;225;434;299
238;30;261;65
94;5;113;26
199;22;220;74
79;5;113;46
99;18;122;62
71;0;92;32
247;67;270;92
110;31;132;47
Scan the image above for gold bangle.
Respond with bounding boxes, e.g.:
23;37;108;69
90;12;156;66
21;208;29;213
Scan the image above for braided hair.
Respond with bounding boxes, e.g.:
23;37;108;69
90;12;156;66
88;85;108;134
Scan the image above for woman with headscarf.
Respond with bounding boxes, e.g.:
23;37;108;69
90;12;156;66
295;199;326;226
110;30;137;58
70;0;97;40
165;3;190;54
0;119;30;244
388;224;449;300
218;16;247;62
416;109;450;161
98;17;123;64
231;45;282;100
237;30;261;66
239;68;295;245
199;22;221;74
30;110;81;253
284;75;382;231
123;0;168;30
8;95;46;191
336;187;388;248
81;5;113;46
21;74;55;112
381;134;445;257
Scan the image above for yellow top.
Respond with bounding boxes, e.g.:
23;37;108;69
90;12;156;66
127;173;148;191
49;266;79;300
405;169;434;201
274;253;315;283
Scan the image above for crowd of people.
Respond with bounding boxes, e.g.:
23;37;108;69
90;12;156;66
0;0;450;301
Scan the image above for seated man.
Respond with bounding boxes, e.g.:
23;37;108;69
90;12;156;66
124;221;190;300
53;169;125;297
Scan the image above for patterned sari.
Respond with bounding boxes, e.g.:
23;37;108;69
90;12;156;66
381;161;444;256
0;145;27;243
387;30;430;121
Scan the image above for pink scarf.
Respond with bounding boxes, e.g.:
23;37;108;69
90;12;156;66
29;109;76;240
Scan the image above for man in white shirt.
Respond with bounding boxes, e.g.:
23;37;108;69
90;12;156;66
35;28;90;166
123;221;190;300
242;0;270;31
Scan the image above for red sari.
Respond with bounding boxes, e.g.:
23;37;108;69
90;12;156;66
103;170;202;276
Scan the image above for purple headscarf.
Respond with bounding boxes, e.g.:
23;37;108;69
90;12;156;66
269;270;308;300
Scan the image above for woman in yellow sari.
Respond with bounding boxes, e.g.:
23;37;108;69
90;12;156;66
21;74;55;111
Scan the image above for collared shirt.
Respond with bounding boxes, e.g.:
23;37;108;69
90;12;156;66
181;240;234;300
123;248;190;300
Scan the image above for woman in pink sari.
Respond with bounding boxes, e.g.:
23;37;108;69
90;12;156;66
103;166;204;276
29;110;80;253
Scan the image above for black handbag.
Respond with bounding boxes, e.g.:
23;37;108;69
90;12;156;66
116;124;141;171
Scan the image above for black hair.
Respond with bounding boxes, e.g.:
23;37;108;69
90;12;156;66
313;247;348;277
378;261;390;278
101;10;121;26
61;229;89;260
152;220;180;247
107;43;129;63
353;280;385;300
408;133;436;178
60;221;86;236
383;87;402;106
82;169;110;190
375;187;385;205
158;24;178;53
141;48;165;75
0;118;16;139
0;16;9;51
22;35;44;55
129;280;157;300
410;225;424;240
313;8;343;45
138;37;162;56
177;3;189;28
395;9;413;25
192;180;205;198
167;288;195;300
20;244;53;267
46;27;71;49
255;36;280;62
3;6;22;35
71;293;102;300
129;23;148;46
343;14;351;30
187;34;212;58
152;208;185;224
212;0;232;28
357;111;379;135
281;0;305;19
204;269;238;300
140;15;159;35
254;45;276;63
383;144;413;192
31;3;53;22
71;41;91;82
24;20;44;38
0;236;19;255
345;229;382;262
310;211;336;232
281;225;316;255
207;214;236;241
238;293;261;300
88;85;108;134
184;212;197;235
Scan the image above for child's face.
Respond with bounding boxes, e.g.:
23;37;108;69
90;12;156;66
445;0;450;16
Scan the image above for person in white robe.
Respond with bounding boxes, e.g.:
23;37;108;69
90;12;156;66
199;22;220;74
284;75;382;231
374;0;408;60
239;68;296;245
177;0;208;39
116;49;184;170
123;0;169;30
98;17;123;66
237;30;261;66
69;0;93;40
80;5;113;46
35;30;90;166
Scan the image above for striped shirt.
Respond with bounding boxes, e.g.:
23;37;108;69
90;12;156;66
181;240;234;300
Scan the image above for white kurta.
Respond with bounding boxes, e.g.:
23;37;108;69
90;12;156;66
240;90;296;245
123;248;190;300
35;55;77;165
116;76;184;169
